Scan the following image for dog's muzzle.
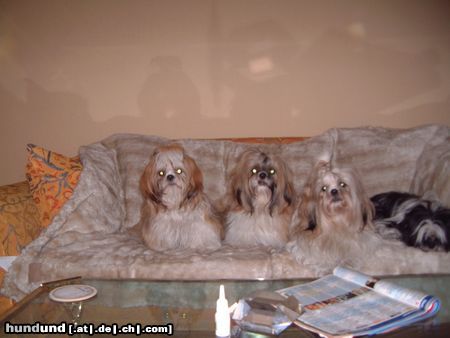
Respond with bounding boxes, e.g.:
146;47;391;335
257;171;271;187
330;189;342;202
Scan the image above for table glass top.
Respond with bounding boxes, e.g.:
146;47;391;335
1;274;449;337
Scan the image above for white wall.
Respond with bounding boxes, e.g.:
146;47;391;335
1;0;449;184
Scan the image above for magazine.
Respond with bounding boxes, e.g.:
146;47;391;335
277;266;441;337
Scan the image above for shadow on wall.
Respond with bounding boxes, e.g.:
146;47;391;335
215;20;445;131
1;54;205;151
137;56;202;136
0;57;207;184
1;21;449;184
217;20;301;130
0;81;94;184
0;81;92;145
290;29;443;125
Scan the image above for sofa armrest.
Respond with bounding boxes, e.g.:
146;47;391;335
0;181;43;256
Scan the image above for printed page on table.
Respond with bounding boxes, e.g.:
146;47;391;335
276;266;439;337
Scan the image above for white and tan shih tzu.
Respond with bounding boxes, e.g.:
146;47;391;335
287;161;376;274
223;148;295;249
133;144;223;252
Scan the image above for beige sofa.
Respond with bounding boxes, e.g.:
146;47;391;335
1;125;449;307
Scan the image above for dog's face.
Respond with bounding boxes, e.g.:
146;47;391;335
415;206;449;251
316;167;355;215
230;148;293;214
140;144;203;208
413;219;448;251
301;161;373;233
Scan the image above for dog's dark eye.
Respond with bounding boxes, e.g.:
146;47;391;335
340;182;347;188
321;186;327;192
251;168;258;175
158;170;165;177
269;169;276;175
176;168;183;175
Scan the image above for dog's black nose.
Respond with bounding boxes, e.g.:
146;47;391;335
259;171;267;179
330;189;338;196
424;236;440;250
167;174;175;181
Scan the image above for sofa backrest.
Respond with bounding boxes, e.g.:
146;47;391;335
92;125;449;230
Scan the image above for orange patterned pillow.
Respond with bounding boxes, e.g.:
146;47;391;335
26;144;82;227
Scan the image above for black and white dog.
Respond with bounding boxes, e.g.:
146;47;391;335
371;192;450;252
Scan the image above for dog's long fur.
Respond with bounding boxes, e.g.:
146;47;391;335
288;161;376;274
134;144;223;252
371;192;450;252
223;148;295;249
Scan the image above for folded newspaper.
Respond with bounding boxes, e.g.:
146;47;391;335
277;266;441;337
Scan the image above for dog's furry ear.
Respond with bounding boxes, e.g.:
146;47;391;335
269;169;295;215
360;188;374;228
228;152;255;213
351;168;374;230
279;159;295;207
289;176;318;236
290;197;317;238
183;154;204;200
360;196;374;229
283;181;295;206
140;152;162;204
300;185;318;231
297;161;325;233
230;172;254;213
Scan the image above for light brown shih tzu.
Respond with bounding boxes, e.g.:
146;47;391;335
288;161;375;273
224;148;295;249
134;144;223;252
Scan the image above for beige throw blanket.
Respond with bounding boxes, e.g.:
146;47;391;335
2;125;450;300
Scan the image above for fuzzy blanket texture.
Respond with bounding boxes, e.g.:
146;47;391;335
2;124;450;300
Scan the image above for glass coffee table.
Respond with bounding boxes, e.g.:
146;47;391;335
1;275;449;337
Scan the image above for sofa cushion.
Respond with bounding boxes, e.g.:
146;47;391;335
26;144;82;227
